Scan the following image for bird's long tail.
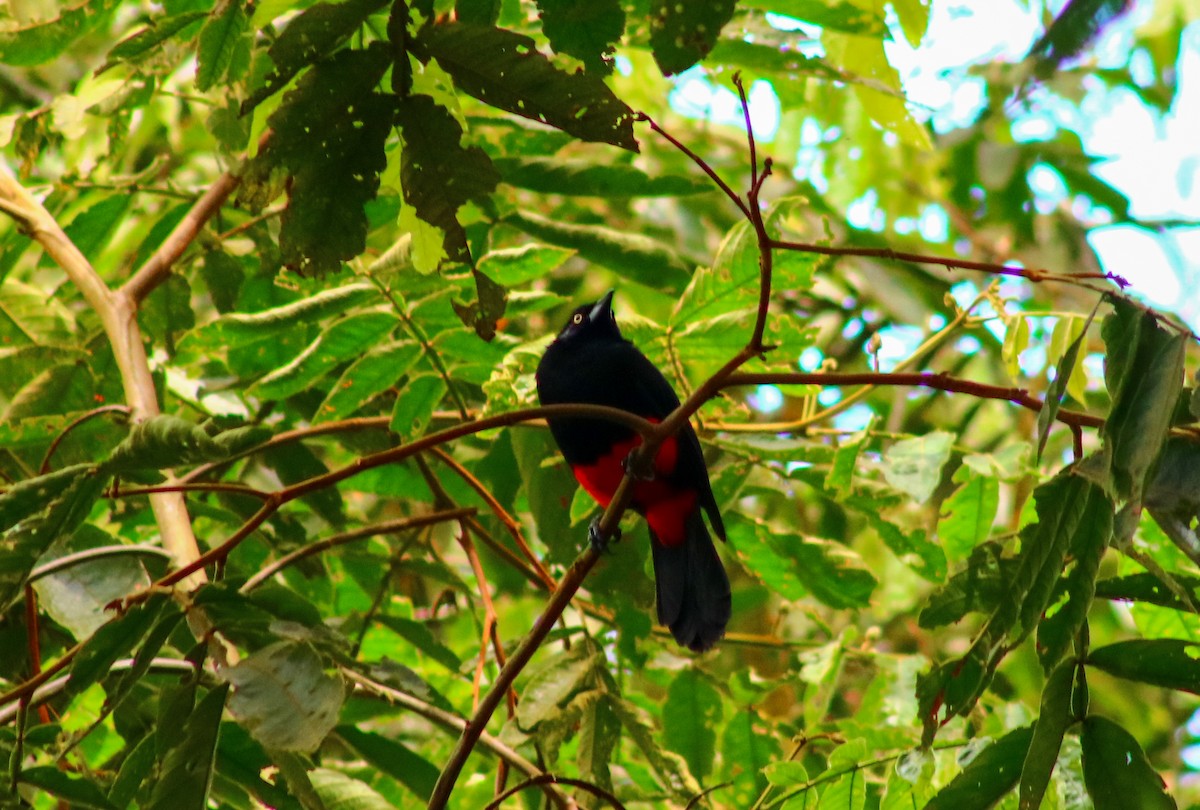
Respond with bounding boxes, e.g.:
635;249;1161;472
650;510;731;652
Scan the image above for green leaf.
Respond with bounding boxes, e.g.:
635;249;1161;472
648;0;736;75
389;374;447;437
1081;716;1176;810
1038;311;1092;461
1036;484;1112;671
102;10;208;67
882;431;954;503
739;0;886;35
663;668;721;781
729;515;876;609
1019;659;1076;810
18;767;117;810
224;642;345;752
250;311;400;400
147;684;230;810
476;244;574;286
494;157;709;197
413;22;637;150
535;0;623;72
507;210;692;295
1087;639;1200;694
108;733;158;807
374;614;463;672
579;692;621;792
919;543;1014;628
269;44;395;274
196;2;247;91
395;94;499;262
181;284;378;352
925;725;1034;810
337;726;439;801
517;647;597;729
309;768;394;809
939;466;1000;561
862;511;946;582
1100;298;1188;499
66;596;169;698
33;531;151;639
0;463;92;533
104;415;230;472
0;0;121;67
243;0;392;112
261;443;345;526
313;340;420;423
721;708;781;806
1095;573;1200;612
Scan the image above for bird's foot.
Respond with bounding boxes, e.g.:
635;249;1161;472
588;518;621;553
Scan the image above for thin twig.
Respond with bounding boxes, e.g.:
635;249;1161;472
341;667;571;809
239;509;474;592
39;405;130;473
484;773;624;809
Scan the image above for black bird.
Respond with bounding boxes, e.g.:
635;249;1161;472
536;291;731;651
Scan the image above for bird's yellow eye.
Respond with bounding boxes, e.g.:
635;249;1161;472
572;313;584;324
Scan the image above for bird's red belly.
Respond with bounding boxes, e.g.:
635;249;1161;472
571;428;694;546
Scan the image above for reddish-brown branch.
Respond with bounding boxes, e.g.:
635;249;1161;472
431;447;556;590
483;773;627;810
634;112;751;220
240;509;475;592
721;371;1104;430
769;238;1127;289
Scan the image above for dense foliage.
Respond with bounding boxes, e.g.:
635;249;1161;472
1;0;1199;807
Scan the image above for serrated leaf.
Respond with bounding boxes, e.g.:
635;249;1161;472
269;44;395;274
721;708;780;806
108;733;157;808
0;0;121;67
1094;573;1200;612
181;284;378;352
508;210;692;294
663;669;721;781
250;311;399;400
199;249;245;313
494;156;708;197
336;726;439;801
196;2;248;91
243;0;392;112
925;726;1034;810
1081;716;1176;810
313;340;420;423
395;94;499;263
261;442;345;526
579;692;620;791
1019;659;1076;810
103;10;208;67
224;642;344;752
413;22;636;149
857;506;946;581
536;0;623;72
939;466;1000;561
104;415;229;472
614;696;704;800
147;684;229;810
648;0;736;75
1087;639;1200;694
882;431;954;503
476;244;574;287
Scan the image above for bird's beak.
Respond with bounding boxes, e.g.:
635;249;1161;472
589;289;615;324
